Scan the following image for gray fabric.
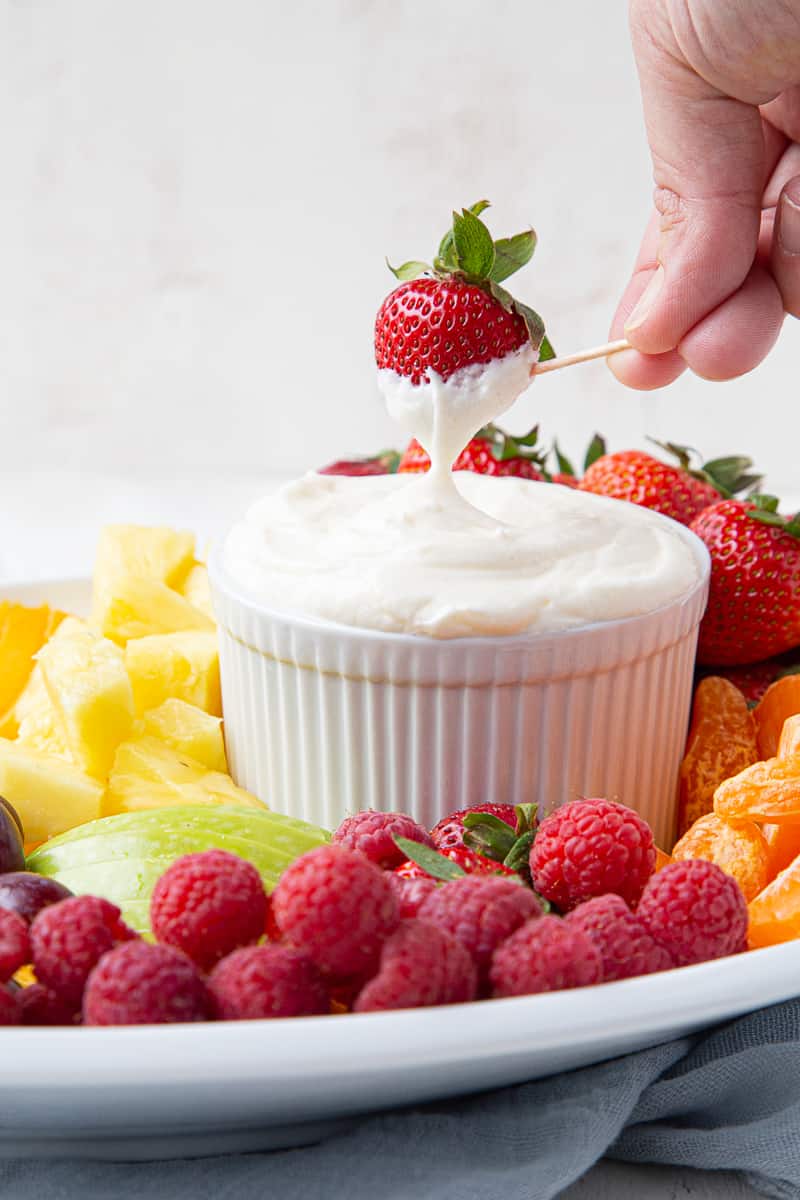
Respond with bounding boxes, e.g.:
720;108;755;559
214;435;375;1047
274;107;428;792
2;999;799;1200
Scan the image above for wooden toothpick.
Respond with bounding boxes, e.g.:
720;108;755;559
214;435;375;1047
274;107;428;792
534;338;631;375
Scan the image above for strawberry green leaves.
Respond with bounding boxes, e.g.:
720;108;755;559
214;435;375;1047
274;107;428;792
748;495;800;540
392;837;467;881
452;207;497;279
387;259;432;282
649;440;763;499
490;230;537;283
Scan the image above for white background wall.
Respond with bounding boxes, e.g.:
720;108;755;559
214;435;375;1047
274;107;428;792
0;0;797;579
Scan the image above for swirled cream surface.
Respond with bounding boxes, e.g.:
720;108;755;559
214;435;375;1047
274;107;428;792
223;470;700;638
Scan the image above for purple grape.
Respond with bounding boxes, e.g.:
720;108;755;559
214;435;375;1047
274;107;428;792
0;873;72;925
0;798;25;875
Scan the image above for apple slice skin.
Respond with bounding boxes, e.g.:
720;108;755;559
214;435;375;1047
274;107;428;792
27;805;330;935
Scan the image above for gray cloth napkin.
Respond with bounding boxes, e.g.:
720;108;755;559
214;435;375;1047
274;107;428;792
2;998;799;1200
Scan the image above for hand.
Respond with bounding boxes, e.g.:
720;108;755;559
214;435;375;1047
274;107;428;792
610;0;800;389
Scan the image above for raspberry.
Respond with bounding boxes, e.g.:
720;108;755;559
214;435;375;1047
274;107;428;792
83;942;209;1025
490;915;602;997
332;810;433;869
566;894;672;981
271;845;399;979
389;871;438;918
19;983;76;1026
430;803;518;853
208;945;329;1020
0;984;19;1026
30;895;136;1008
530;798;656;911
0;909;31;981
353;920;478;1012
150;849;268;971
418;875;541;979
636;860;748;967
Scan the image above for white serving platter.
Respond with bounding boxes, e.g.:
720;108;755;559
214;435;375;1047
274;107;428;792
2;577;798;1161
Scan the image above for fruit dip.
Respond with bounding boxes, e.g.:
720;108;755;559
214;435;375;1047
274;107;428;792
223;352;700;639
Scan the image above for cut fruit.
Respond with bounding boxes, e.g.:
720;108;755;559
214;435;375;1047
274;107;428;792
748;855;800;948
180;563;214;621
91;525;196;625
677;676;759;836
12;618;90;760
762;822;800;880
714;754;800;824
37;625;134;780
104;735;259;816
125;632;220;716
0;741;103;844
94;577;214;645
671;811;768;901
141;699;226;772
778;714;800;760
0;603;67;738
754;676;800;760
27;805;330;933
655;847;673;872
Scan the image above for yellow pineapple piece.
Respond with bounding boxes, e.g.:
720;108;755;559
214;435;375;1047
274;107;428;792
0;603;67;738
38;625;135;780
94;577;214;645
16;704;73;763
180;563;214;621
0;740;104;843
125;631;221;716
104;735;262;815
142;698;227;772
91;525;196;620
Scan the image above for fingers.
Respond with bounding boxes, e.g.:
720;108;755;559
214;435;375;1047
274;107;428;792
623;1;766;354
678;264;784;379
608;241;686;388
771;176;800;317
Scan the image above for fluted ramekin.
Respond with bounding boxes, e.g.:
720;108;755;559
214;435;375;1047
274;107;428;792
209;523;709;848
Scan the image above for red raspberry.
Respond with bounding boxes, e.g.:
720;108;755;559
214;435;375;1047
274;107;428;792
419;875;541;980
271;845;399;979
354;919;478;1012
19;983;76;1026
0;909;31;981
30;896;136;1008
430;803;518;853
0;985;19;1026
490;915;602;997
389;871;438;918
566;894;673;981
530;798;656;911
150;849;268;971
208;945;329;1020
83;941;209;1025
332;810;433;869
636;860;748;967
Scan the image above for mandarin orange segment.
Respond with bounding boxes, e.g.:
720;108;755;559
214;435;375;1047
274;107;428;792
0;604;67;738
672;811;768;901
748;854;800;948
754;676;800;760
714;754;800;824
778;714;800;760
655;847;673;872
762;822;800;880
678;677;759;836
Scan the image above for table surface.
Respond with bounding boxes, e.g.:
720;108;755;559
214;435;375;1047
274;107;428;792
2;467;790;1199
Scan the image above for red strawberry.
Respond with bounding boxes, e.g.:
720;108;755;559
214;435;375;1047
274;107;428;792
398;425;546;481
375;201;552;387
318;450;400;477
691;497;800;665
393;844;518;884
429;802;519;853
579;444;760;527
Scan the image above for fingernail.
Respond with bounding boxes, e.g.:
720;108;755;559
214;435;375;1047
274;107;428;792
624;265;665;332
778;192;800;255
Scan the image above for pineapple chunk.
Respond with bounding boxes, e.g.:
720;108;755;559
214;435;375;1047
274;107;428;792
16;705;73;763
94;577;214;645
91;525;196;621
180;563;214;621
0;603;67;738
105;735;262;816
38;626;135;780
125;632;221;716
142;698;227;772
0;740;103;843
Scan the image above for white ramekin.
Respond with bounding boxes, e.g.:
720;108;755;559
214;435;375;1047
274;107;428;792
209;522;709;848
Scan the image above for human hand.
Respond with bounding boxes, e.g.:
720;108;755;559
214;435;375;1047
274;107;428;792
610;0;800;389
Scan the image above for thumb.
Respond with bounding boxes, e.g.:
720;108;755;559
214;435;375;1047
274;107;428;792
772;175;800;317
623;2;765;354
